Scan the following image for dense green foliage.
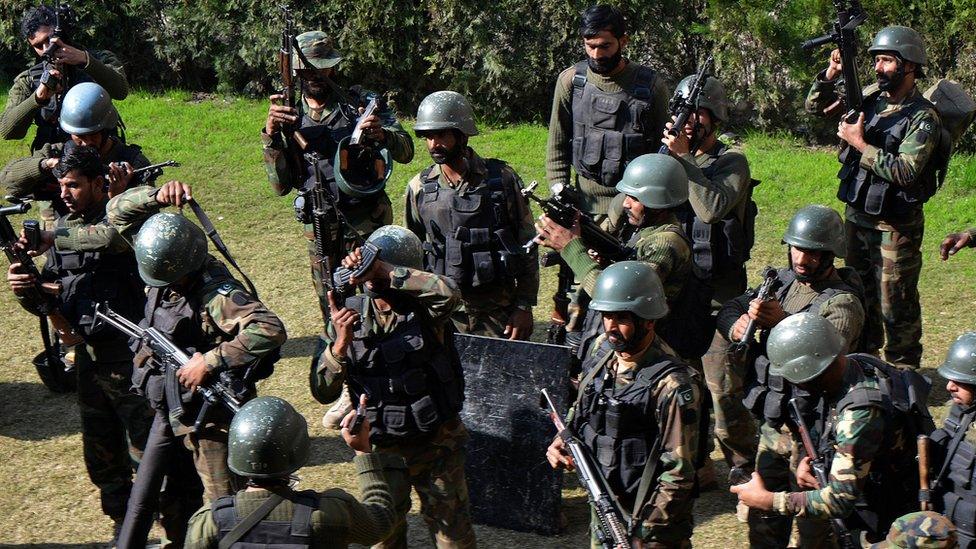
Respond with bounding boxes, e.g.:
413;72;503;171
0;1;973;149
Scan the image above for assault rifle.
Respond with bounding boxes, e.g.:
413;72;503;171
659;55;714;154
38;0;71;125
278;5;308;150
541;389;630;549
521;181;630;260
93;304;248;432
789;398;859;549
100;160;180;188
802;0;867;122
727;267;779;366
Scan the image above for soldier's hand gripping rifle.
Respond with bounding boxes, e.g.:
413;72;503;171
541;389;630;549
789;398;859;549
0;200;81;345
802;0;867;122
728;267;779;366
278;5;308;150
658;55;714;154
93;304;248;432
38;0;70;124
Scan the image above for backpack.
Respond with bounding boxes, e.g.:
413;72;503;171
922;79;976;189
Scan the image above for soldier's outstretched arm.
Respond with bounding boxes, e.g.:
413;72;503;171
374;102;414;165
679;150;751;223
0;75;42;140
106;182;191;244
200;284;287;373
386;266;461;322
0;144;60;199
85;50;129;100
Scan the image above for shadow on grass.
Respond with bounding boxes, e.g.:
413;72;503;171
0;381;78;440
279;334;321;360
305;434;354;467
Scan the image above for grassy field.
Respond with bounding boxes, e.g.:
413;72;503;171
0;90;974;547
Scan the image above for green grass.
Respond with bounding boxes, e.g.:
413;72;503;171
0;90;975;546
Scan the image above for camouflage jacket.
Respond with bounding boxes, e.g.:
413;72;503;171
677;140;752;225
571;334;703;544
309;266;462;405
0;49;128;142
185;453;408;549
773;358;890;519
404;148;540;309
106;186;286;373
560;213;691;303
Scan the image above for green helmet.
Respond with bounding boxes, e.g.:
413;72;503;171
59;82;119;135
294;31;342;70
334;136;392;198
938;332;976;385
767;312;845;384
615;154;689;209
227;396;310;478
590;261;668;320
413;91;479;137
675;74;728;122
782;205;846;257
870;511;957;549
868;26;927;66
133;213;208;287
366;225;423;270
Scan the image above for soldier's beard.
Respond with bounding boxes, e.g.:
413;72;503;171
302;80;330;101
588;51;622;75
877;67;906;92
430;143;465;165
606;324;648;353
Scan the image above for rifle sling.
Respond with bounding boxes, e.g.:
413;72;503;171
187;200;259;298
630;391;677;527
218;493;285;549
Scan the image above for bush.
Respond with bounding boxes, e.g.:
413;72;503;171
0;1;973;151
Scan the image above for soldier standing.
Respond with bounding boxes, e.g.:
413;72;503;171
1;4;129;151
3;146;175;544
718;205;865;546
546;261;704;547
309;225;477;549
733;313;927;544
929;332;976;546
262;30;413;327
107;182;287;547
404;91;539;340
185;396;409;548
805;26;942;370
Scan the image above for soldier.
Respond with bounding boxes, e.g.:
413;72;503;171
929;332;976;546
404;90;539;339
309;225;476;548
3;145;171;544
805;26;942;370
185;396;409;548
546;261;704;547
1;4;129;151
106;181;287;547
545;4;669;221
733;313;924;544
869;512;958;549
0;82;149;228
262;30;413;326
717;205;865;546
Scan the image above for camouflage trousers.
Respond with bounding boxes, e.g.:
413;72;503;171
845;220;924;369
451;297;517;339
749;422;833;549
75;345;155;521
374;418;477;549
701;330;758;472
305;196;393;327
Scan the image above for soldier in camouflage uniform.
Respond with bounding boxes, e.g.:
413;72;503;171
107;181;287;547
805;26;942;369
405;91;538;339
718;205;865;546
262;30;413;327
547;261;704;548
1;82;149;229
185;396;409;548
310;226;476;549
3;145;171;543
869;511;958;549
1;4;129;152
733;313;918;544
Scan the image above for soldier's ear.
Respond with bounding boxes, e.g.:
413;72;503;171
618;34;629;50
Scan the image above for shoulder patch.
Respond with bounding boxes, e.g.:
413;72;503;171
217;283;235;296
231;291;250;306
677;384;695;407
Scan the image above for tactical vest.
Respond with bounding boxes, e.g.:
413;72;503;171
46;215;144;344
571;341;686;510
570;61;656;186
837;89;940;217
674;144;758;281
932;404;976;545
345;295;464;445
212;490;317;548
742;268;862;427
820;354;932;537
415;159;519;291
